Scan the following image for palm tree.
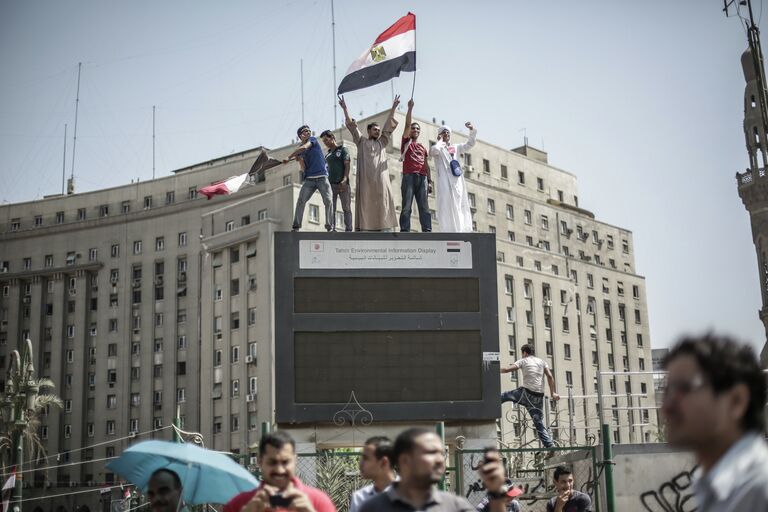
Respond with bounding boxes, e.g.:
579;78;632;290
0;342;63;476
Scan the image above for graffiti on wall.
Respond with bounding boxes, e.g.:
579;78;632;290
639;465;698;512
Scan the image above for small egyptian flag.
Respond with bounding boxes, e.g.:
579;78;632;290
2;469;16;512
338;13;416;94
198;150;282;199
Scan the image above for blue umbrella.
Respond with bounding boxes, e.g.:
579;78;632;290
106;440;259;505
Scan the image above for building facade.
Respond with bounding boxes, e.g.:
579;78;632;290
736;47;768;367
0;111;657;511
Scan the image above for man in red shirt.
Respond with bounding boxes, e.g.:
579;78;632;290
399;98;432;232
224;431;336;512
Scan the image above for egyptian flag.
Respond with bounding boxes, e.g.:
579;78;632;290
338;13;416;94
198;150;282;199
2;469;15;512
198;173;249;200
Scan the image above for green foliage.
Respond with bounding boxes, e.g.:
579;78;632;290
314;452;364;512
0;376;63;472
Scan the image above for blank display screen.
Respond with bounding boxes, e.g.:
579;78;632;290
294;330;482;403
294;277;480;313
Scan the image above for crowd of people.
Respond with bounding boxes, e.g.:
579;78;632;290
139;333;766;512
288;95;476;234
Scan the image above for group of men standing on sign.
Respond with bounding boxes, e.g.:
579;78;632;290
287;95;476;234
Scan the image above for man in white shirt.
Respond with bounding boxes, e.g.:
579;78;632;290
500;344;560;448
349;436;397;512
661;333;768;512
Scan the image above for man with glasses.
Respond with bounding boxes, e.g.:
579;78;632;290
286;125;333;232
661;333;768;511
399;98;432;232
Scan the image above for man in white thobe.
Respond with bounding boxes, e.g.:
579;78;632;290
429;123;476;232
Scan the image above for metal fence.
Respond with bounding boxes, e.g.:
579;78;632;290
296;446;600;512
455;447;600;512
295;452;365;512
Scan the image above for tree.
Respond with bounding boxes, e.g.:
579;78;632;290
0;347;63;475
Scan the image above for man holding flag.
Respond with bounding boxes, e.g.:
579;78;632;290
339;95;399;232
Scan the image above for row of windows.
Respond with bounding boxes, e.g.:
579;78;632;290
8;188;200;232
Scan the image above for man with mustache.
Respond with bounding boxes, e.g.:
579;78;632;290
224;431;336;512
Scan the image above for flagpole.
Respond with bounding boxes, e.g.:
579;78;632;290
410;14;417;99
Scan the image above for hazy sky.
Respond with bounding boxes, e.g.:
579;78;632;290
1;1;764;353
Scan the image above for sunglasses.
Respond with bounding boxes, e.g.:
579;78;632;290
661;375;707;398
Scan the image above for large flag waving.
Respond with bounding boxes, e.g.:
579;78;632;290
338;13;416;94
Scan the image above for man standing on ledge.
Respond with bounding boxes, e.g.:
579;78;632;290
339;94;399;232
429;122;476;232
285;125;333;232
399;98;432;232
500;344;560;448
320;130;352;232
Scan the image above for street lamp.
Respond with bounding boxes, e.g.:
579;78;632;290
3;338;39;512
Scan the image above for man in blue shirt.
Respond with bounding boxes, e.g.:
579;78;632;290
286;125;333;231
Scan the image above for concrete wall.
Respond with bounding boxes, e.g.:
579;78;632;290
612;443;697;512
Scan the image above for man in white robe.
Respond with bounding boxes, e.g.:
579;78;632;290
429;122;477;232
339;95;400;231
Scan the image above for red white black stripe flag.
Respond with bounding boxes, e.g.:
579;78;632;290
338;13;416;95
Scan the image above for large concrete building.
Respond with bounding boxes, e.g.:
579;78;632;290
0;110;657;511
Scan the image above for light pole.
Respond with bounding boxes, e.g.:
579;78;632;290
3;338;38;512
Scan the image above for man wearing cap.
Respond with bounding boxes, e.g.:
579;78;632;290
285;125;333;232
320;130;353;232
339;94;399;232
429;122;476;232
399;98;432;232
475;478;523;511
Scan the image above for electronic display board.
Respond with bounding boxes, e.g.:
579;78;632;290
274;233;500;424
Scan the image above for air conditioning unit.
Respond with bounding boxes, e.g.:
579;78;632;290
249;456;257;465
154;275;163;285
129;431;137;438
246;394;256;403
68;288;76;296
215;332;222;341
132;279;141;288
542;299;552;308
0;268;7;273
465;165;475;174
110;276;119;284
245;355;254;364
566;228;573;235
178;271;186;281
22;296;31;304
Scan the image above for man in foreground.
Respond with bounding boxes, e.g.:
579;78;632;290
545;466;591;512
661;333;768;511
349;436;397;512
359;427;508;512
224;431;336;512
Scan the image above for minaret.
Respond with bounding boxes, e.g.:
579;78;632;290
737;46;768;367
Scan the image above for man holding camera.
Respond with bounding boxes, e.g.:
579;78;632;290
224;431;336;512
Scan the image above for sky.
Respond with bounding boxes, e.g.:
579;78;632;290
0;0;765;354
